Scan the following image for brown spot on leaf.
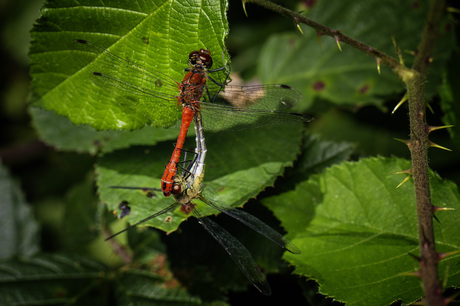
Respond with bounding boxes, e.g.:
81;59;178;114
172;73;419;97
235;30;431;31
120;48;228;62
313;81;325;92
359;84;369;94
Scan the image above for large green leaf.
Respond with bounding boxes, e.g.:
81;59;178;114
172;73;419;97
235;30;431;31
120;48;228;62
97;123;304;233
0;161;40;260
0;254;108;305
257;0;455;111
264;156;460;305
29;0;229;130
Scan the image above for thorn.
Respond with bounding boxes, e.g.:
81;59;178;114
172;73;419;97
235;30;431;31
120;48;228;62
444;295;458;306
394;138;409;145
447;7;460;14
395;168;412;175
438;250;460;261
429;141;452;152
242;0;248;17
317;31;322;47
392;37;404;65
404;49;417;57
443;290;460;306
396;175;412;188
297;23;304;34
376;58;381;74
427;101;434;114
334;35;342;51
427;125;454;134
441;264;449;289
392;93;408;114
294;17;304;34
433;205;455;213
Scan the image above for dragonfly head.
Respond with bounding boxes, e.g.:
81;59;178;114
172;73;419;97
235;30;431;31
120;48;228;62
189;49;213;69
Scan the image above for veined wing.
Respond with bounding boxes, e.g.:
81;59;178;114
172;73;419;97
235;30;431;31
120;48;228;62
195;213;272;295
199;84;311;131
199;195;301;254
72;39;183;127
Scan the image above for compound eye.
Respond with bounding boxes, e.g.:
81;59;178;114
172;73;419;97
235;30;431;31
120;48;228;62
171;183;182;195
199;49;213;68
188;50;200;65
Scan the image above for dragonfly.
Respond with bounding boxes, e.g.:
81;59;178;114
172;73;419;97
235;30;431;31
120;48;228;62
109;112;301;295
74;40;311;197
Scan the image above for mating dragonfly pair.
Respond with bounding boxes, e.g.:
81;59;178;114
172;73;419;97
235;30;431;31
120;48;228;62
75;39;309;295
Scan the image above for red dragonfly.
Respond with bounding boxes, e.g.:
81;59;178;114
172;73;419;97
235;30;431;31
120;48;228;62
74;40;311;196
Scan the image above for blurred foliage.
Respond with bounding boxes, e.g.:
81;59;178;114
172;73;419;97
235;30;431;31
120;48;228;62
1;0;459;305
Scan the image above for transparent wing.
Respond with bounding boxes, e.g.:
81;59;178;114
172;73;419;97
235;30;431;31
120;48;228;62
199;195;301;254
200;84;311;131
71;40;310;131
104;200;179;241
71;39;182;126
196;215;271;295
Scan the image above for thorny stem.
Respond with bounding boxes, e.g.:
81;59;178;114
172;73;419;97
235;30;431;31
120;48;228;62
243;0;448;304
408;0;446;305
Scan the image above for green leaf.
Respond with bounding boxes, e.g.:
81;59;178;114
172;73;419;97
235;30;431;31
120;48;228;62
61;174;100;252
0;254;108;305
29;0;229;130
272;133;356;195
30;107;180;154
0;161;40;260
286;133;355;180
264;156;460;305
257;0;455;111
309;109;410;157
97;123;304;233
115;268;220;305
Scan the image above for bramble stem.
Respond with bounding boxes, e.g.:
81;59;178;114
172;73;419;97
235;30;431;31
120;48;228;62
407;0;446;304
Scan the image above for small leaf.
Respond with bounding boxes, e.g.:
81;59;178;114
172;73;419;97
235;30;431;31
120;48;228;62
264;156;460;305
0;161;40;260
61;174;100;252
291;134;355;177
308;110;409;156
275;134;356;194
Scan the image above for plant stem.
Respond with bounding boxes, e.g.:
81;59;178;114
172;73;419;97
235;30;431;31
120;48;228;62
243;0;448;304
